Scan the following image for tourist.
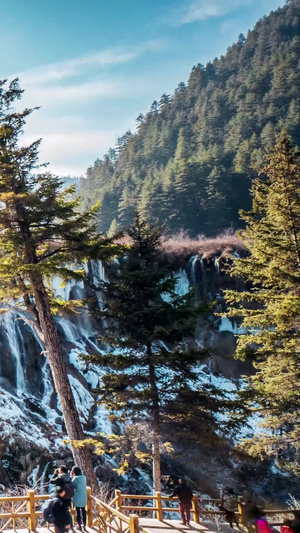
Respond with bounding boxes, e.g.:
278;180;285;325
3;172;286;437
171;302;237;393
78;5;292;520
239;499;260;532
282;511;300;533
219;488;240;529
47;487;71;533
249;508;276;533
50;465;74;494
50;465;74;529
71;466;87;531
171;477;193;527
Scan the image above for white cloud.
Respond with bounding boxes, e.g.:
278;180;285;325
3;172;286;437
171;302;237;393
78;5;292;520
168;0;253;26
22;78;122;107
22;129;121;176
17;40;163;86
11;40;166;176
14;40;165;110
182;3;223;23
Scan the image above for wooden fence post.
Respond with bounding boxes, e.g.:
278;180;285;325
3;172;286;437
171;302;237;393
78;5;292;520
115;489;122;511
155;492;163;521
238;496;244;525
86;486;93;527
115;489;122;531
192;495;200;524
129;514;139;533
28;489;36;532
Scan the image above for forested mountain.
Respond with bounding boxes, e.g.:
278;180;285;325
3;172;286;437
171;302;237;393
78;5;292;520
80;0;300;237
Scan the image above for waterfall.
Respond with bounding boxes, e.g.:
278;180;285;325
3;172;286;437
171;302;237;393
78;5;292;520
0;311;25;394
175;269;190;296
88;260;106;309
40;461;51;493
89;260;107;285
214;256;221;273
188;255;199;286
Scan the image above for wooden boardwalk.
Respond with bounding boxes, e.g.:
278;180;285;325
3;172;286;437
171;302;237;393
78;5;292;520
3;524;240;533
139;519;242;533
2;520;282;533
139;519;240;533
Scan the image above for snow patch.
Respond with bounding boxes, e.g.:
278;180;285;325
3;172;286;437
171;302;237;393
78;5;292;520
69;375;95;423
0;389;60;449
219;317;247;334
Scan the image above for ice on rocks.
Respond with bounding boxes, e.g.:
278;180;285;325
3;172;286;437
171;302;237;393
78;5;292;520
69;375;95;423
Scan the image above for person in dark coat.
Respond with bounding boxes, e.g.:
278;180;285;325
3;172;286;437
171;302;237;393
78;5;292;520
50;465;74;529
51;487;71;533
171;478;193;527
286;511;300;533
50;465;73;492
219;488;240;529
242;501;261;532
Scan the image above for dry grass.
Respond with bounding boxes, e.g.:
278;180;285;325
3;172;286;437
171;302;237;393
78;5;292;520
113;229;247;261
161;230;246;259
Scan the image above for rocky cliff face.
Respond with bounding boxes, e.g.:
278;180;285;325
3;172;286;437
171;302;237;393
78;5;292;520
0;254;260;493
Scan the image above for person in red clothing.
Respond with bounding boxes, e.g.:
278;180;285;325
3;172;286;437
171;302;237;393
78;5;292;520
281;512;300;533
249;508;276;533
171;478;193;527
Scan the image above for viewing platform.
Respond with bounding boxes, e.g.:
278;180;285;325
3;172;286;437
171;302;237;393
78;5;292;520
0;489;295;533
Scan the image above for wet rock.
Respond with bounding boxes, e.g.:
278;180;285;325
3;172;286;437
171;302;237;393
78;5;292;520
24;398;47;418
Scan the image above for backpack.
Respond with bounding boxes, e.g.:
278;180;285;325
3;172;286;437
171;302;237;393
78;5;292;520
42;498;59;523
64;481;75;499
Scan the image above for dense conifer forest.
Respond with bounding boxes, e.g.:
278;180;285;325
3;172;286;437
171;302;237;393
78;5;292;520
79;0;300;237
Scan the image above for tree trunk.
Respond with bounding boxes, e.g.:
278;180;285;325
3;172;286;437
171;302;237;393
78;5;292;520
152;431;161;492
29;269;99;493
147;344;161;492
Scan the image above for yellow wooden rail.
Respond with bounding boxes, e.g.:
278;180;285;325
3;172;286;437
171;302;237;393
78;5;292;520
112;490;297;526
0;489;77;532
112;491;223;524
90;493;140;533
0;487;297;532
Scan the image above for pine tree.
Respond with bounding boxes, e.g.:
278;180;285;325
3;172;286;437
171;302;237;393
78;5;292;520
0;79;114;491
204;166;228;233
107;217;119;237
118;187;136;229
88;214;220;490
225;138;300;474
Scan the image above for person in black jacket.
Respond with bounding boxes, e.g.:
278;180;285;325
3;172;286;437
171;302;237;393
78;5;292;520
219;489;240;529
50;465;73;493
171;478;193;526
285;511;300;533
50;465;74;529
52;487;71;533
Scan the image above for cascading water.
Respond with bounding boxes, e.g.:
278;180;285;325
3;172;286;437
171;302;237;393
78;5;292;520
188;255;199;286
0;311;26;394
88;259;107;309
175;269;190;295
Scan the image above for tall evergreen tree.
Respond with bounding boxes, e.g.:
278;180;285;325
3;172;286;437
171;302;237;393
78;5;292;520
0;79;113;491
89;215;221;490
225;138;300;474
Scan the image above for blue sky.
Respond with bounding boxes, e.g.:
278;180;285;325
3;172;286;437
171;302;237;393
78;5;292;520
0;0;286;176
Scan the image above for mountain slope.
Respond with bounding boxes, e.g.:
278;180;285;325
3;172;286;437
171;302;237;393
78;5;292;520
80;0;300;237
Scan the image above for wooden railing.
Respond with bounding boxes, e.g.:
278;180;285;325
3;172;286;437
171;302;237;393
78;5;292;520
0;488;88;532
0;487;297;532
112;491;228;523
90;493;140;533
111;491;298;526
0;488;140;533
0;491;49;532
